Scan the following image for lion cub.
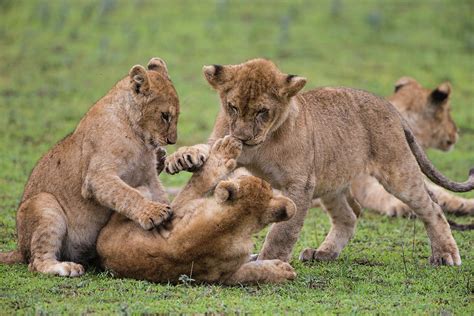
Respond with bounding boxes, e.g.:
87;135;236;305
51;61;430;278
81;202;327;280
97;136;297;284
352;77;473;217
166;59;473;266
0;58;177;276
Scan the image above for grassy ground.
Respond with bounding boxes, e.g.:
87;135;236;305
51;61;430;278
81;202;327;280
0;0;473;314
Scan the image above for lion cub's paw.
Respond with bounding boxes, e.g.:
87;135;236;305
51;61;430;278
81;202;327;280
248;253;259;262
442;199;474;216
30;261;85;277
155;147;167;174
299;248;338;262
267;259;296;282
430;244;461;266
138;202;173;230
212;136;242;161
385;201;414;218
165;146;208;174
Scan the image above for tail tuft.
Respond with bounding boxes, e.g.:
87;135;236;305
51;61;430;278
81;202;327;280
0;250;24;264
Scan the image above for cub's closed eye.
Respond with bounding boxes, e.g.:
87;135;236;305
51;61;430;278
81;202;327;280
228;102;238;114
161;112;171;123
256;108;269;120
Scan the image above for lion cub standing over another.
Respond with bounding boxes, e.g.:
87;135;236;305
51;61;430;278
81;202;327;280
0;58;178;276
166;59;473;266
98;136;297;284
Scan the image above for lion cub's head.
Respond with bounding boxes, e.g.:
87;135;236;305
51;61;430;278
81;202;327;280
202;59;306;147
214;175;296;230
389;77;458;151
127;57;180;147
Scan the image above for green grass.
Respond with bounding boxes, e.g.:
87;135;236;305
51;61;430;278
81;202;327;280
0;0;473;314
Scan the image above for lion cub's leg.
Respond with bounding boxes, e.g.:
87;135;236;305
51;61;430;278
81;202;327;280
300;187;359;262
377;164;461;266
171;136;242;207
351;174;413;217
426;182;474;216
224;260;296;285
258;182;314;262
17;193;85;277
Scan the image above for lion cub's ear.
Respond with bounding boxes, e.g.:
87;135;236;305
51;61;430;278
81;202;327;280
147;57;170;80
394;76;417;92
430;82;451;104
265;197;296;223
279;74;307;98
203;64;232;89
129;65;150;95
215;180;240;203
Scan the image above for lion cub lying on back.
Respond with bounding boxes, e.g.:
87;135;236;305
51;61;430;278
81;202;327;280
97;136;297;284
0;58;176;276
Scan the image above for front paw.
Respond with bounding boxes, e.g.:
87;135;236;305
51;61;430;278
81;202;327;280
155;147;167;175
137;202;173;230
165;145;209;174
248;253;259;262
211;136;242;163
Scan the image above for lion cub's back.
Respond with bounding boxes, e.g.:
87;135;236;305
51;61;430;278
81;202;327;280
21;132;83;204
302;87;406;142
300;87;411;172
302;87;396;116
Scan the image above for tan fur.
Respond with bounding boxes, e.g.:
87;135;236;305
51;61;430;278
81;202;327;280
0;58;178;276
97;136;297;284
165;78;474;217
352;77;473;217
166;59;473;266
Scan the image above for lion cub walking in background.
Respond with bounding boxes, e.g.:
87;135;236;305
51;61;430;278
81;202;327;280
0;58;177;276
352;77;474;217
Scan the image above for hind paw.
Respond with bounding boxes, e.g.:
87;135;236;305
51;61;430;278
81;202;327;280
30;261;85;277
385;202;414;218
299;248;339;262
266;260;297;282
430;246;461;266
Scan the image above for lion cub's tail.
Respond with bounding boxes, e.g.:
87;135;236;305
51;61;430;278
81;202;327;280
0;250;24;264
403;123;474;192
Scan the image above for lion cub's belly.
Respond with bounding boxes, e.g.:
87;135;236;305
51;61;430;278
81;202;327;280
98;207;250;283
62;202;113;263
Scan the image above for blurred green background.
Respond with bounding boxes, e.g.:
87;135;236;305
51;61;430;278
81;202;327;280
0;0;473;314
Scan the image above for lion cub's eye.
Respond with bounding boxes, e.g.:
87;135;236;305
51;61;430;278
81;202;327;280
227;102;238;115
257;108;269;115
161;112;171;123
256;108;269;119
